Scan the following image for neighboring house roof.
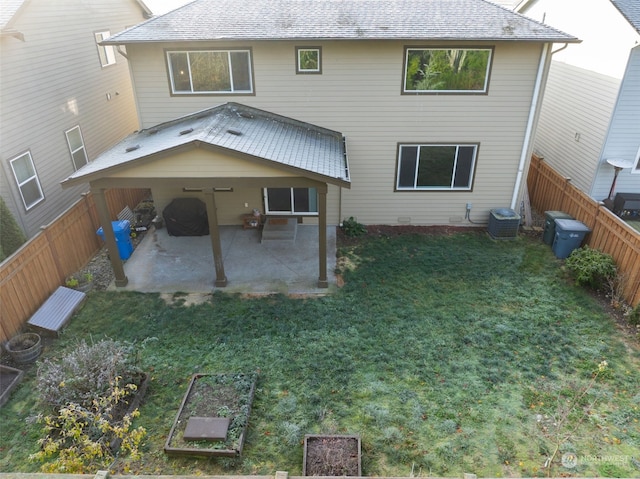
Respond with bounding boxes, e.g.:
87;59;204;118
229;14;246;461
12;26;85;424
62;103;350;188
611;0;640;33
1;0;152;33
104;0;578;44
0;0;27;30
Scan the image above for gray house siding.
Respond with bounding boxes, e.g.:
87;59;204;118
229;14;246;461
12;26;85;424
530;61;620;194
0;0;147;239
594;45;640;199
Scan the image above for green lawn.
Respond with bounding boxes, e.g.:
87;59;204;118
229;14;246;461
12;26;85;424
1;231;639;477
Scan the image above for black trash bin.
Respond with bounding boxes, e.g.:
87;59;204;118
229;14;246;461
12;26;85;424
543;211;573;245
551;219;591;259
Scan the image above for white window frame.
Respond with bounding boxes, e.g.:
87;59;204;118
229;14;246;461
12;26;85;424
296;47;321;74
166;49;254;94
65;126;89;170
403;47;493;94
95;31;116;67
396;143;478;191
9;151;45;210
263;188;319;215
632;145;640;174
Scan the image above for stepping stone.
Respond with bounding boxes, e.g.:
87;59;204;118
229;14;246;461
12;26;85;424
184;417;230;441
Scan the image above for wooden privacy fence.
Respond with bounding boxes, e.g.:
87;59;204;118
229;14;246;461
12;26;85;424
0;189;150;342
528;154;640;307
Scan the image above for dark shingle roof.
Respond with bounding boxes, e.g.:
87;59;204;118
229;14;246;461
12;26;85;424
105;0;577;44
611;0;640;33
62;103;350;187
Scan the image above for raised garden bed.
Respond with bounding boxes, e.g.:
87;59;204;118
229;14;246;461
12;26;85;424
164;372;257;457
303;434;362;476
0;364;24;407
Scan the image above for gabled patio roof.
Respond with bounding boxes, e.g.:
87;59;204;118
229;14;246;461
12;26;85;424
61;102;350;189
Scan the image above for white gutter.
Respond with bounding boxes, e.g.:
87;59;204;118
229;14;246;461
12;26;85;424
510;42;550;210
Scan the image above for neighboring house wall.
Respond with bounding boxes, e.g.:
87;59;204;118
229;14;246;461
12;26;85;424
518;0;640;200
531;62;620;193
125;40;544;225
597;45;640;199
0;0;148;239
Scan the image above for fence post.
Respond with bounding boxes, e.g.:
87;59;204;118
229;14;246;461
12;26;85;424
40;225;65;285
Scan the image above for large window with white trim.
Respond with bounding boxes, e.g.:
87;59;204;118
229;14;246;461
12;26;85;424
65;126;88;170
264;188;318;214
10;151;45;210
396;144;478;191
403;47;492;93
167;50;253;94
95;31;116;67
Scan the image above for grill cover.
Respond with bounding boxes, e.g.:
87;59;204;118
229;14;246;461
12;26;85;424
162;198;209;236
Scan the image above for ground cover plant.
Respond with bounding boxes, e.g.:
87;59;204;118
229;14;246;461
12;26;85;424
1;230;639;477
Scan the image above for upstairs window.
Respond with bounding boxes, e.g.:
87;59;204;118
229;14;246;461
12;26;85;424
167;50;253;94
10;151;44;210
95;31;116;67
65;126;88;170
296;47;321;74
396;144;478;191
403;48;492;93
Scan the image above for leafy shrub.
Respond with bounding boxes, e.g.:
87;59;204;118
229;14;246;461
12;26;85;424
341;216;367;237
30;378;146;473
36;339;140;409
0;196;26;261
565;246;617;291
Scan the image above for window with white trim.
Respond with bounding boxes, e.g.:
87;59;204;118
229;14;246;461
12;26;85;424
296;47;321;74
633;146;640;174
65;126;88;170
10;151;44;210
264;188;318;214
95;31;116;67
403;47;492;93
396;144;478;191
167;50;253;94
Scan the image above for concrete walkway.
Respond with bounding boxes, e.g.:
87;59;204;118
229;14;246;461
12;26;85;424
110;225;337;295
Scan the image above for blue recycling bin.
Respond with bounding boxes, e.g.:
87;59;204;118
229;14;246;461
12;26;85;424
551;219;591;259
97;220;133;260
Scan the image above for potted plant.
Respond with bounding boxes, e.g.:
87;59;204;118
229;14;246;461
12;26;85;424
4;332;42;364
65;272;93;292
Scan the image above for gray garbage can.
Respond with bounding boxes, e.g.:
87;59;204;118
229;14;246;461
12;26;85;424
543;211;573;245
551;219;591;259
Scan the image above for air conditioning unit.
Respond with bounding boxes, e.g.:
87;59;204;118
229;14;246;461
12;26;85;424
488;208;521;239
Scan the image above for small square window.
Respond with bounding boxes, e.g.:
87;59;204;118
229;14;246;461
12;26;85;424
95;31;116;67
296;47;321;74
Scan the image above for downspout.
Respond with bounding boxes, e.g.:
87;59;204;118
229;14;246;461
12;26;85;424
510;42;551;210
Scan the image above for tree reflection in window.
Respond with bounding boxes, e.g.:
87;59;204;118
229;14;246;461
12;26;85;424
404;48;492;93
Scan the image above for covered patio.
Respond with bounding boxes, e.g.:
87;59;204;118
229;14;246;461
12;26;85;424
111;224;338;294
61;102;350;292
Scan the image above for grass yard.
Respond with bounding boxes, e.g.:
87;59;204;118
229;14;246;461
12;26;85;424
1;230;639;477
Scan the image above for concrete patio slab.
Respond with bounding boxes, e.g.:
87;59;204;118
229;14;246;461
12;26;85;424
110;225;337;295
